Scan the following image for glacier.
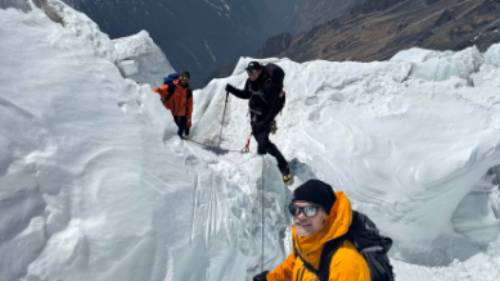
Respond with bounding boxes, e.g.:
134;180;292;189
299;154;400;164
1;1;500;281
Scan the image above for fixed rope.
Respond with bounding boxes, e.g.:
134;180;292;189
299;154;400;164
185;138;242;154
185;91;273;271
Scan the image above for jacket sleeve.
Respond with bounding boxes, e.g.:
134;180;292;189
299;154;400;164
186;89;193;127
153;84;175;99
153;84;165;96
267;254;295;281
228;80;252;99
329;243;371;281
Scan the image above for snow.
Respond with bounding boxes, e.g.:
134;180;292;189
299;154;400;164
193;55;500;270
1;1;500;281
1;3;287;281
39;0;116;61
113;30;175;86
484;43;500;67
391;47;483;82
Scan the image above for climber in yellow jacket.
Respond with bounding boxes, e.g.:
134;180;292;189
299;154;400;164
254;179;371;281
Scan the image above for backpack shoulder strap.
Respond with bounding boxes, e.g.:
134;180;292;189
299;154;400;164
318;236;347;281
167;82;176;95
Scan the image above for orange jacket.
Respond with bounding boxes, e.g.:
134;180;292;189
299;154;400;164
267;192;371;281
153;80;193;126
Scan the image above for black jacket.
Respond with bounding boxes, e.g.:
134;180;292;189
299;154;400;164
228;68;282;133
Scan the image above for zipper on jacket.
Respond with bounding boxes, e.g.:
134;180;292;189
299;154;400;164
295;267;306;281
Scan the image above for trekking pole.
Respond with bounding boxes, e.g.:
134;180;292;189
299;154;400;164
217;92;229;149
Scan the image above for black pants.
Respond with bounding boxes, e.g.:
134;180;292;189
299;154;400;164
253;129;289;174
174;116;189;138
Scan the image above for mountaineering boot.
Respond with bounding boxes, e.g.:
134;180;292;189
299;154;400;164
283;172;294;184
280;165;293;184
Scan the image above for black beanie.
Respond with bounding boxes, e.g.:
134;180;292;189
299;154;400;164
245;61;264;71
292;179;336;213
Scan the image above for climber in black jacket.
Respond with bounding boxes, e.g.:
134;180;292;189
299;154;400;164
225;61;292;183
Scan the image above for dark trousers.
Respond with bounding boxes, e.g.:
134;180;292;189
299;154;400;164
174;116;189;138
254;129;289;173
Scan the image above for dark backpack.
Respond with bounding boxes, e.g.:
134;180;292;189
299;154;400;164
265;63;285;91
264;63;286;114
163;72;179;85
295;211;395;281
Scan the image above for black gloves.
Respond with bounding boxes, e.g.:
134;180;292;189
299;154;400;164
225;84;237;93
253;271;269;281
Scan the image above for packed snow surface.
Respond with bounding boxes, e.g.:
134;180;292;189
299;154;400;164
1;2;500;281
113;30;174;86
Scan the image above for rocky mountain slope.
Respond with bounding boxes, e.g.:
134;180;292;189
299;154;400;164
293;0;363;33
258;0;500;62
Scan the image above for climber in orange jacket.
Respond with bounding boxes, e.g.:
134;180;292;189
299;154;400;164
153;71;193;139
254;179;371;281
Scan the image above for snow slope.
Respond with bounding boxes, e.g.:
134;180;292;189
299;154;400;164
1;1;500;281
0;2;287;281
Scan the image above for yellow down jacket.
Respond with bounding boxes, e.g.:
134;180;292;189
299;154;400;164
267;192;371;281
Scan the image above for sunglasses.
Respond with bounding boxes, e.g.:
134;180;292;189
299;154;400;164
288;203;320;217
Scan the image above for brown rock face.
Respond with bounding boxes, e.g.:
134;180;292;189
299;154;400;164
260;0;500;62
294;0;363;33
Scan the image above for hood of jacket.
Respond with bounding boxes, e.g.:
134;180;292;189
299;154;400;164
292;191;353;269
